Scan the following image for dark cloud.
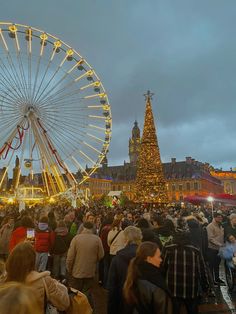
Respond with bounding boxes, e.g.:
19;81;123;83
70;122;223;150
1;0;236;170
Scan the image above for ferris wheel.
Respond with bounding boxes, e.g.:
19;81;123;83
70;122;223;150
0;22;112;201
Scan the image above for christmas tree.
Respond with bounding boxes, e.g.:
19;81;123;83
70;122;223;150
135;91;168;204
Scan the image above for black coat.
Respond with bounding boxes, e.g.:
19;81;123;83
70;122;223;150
132;262;173;314
107;243;138;314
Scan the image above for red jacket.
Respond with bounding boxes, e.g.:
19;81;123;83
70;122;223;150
9;227;27;252
35;230;55;253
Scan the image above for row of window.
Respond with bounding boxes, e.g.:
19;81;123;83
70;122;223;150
170;181;199;191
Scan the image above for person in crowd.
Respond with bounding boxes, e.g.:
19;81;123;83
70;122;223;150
152;215;175;247
181;210;203;250
107;226;143;314
51;220;73;281
206;212;225;285
0;216;14;260
48;210;57;231
9;216;34;251
162;218;209;314
66;221;104;297
99;215;113;288
35;216;55;272
123;241;173;314
219;234;236;269
225;213;236;240
5;242;70;313
136;218;162;248
107;218;126;260
126;212;134;225
0;282;41;314
77;212;96;234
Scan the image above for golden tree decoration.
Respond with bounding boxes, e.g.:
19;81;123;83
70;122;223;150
135;91;168;204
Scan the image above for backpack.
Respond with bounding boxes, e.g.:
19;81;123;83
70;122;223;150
66;288;92;314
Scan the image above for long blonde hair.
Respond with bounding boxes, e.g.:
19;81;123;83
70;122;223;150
0;281;41;314
123;241;158;305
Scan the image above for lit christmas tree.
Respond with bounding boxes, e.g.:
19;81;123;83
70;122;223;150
135;91;168;204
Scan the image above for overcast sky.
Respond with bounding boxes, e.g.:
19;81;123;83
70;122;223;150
2;0;236;170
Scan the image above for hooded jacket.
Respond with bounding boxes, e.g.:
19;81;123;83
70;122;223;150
25;270;70;312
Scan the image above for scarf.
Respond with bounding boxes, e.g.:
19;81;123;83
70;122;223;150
138;261;170;295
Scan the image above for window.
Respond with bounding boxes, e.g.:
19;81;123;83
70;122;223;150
179;184;183;191
172;184;175;191
194;182;198;190
186;182;190;191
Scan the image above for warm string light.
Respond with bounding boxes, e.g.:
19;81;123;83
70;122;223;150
135;93;168;204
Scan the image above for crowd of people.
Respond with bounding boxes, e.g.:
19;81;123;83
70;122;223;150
0;202;235;313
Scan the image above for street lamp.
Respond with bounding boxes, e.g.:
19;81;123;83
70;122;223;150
207;196;214;217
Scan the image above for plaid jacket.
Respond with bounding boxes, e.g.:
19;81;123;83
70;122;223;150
162;243;209;299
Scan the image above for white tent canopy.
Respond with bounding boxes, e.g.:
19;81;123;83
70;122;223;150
108;191;122;197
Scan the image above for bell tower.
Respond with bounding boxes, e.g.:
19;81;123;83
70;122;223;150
129;120;141;165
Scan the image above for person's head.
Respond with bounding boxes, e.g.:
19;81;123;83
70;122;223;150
127;213;133;222
136;241;162;268
227;235;236;243
39;216;48;223
57;220;67;228
111;218;122;230
86;214;95;224
0;282;41;314
83;221;94;230
213;212;223;224
123;241;161;305
6;242;36;283
151;214;164;227
136;218;149;229
230;213;236;226
21;216;34;228
123;226;142;245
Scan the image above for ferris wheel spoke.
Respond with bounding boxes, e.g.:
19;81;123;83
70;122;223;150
0;58;26;100
17;52;30;100
41;118;87;141
6;53;28;101
36;80;82;110
32;42;61;103
31;47;43;103
0;70;25;102
0;90;27;109
38;95;85;112
34;48;77;104
35;57;86;106
0;88;23;107
12;30;30;99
